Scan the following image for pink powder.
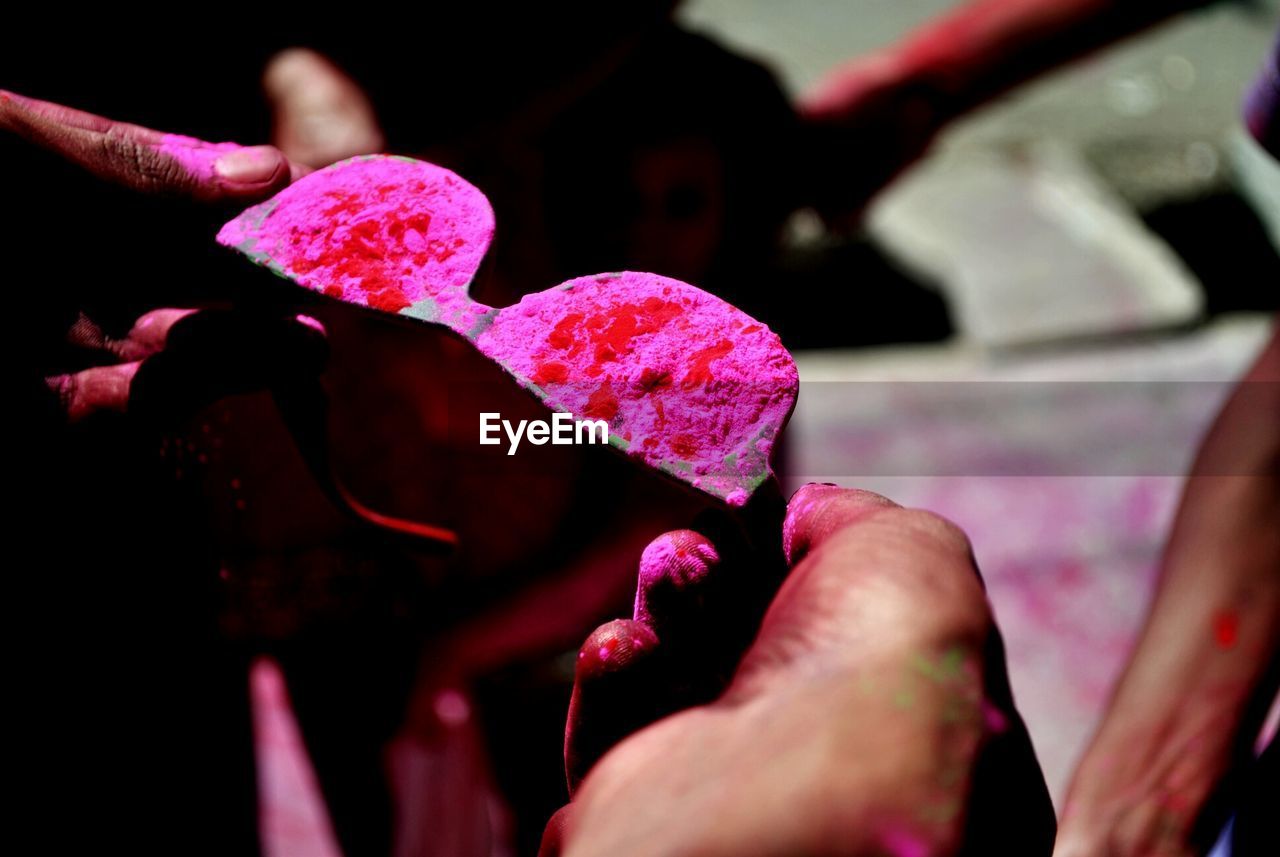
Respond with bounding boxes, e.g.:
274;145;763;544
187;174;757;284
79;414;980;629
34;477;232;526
634;530;720;626
218;155;795;505
217;156;493;323
637;531;720;590
157;133;243;182
476;272;796;504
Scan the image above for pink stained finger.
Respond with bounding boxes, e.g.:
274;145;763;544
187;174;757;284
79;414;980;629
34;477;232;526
1;89;290;197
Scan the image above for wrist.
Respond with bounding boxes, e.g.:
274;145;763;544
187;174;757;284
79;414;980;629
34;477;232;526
1064;677;1241;825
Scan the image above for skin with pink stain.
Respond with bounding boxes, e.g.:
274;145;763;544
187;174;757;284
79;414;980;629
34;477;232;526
156;133;258;182
0;89;300;201
544;486;1057;857
633;530;720;631
219;155;797;506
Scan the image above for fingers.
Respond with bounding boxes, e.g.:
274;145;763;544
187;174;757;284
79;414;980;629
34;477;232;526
115;308;200;361
264;48;385;168
635;516;781;693
47;362;141;423
129;310;329;425
563;533;722;794
558;486;1054;857
792;53;945;225
563;485;975;803
51;307;198;422
633;529;722;644
565;504;788;791
65;309;198;364
782;483;900;565
731;484;989;700
50;309;328;424
0;89;300;202
769;485;1056;850
564;620;662;794
796;50;910;121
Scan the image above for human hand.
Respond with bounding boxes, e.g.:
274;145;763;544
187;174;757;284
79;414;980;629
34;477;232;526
48;308;328;424
544;484;1056;857
0;89;306;202
263;47;385;169
796;49;946;225
1054;326;1280;857
1052;709;1236;857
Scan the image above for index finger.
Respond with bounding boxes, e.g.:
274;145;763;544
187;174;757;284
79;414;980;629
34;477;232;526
0;89;303;202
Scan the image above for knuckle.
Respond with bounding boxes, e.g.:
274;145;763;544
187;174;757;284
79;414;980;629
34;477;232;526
101;127;188;192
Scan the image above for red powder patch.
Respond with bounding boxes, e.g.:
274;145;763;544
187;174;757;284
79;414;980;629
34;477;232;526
682;339;734;387
1213;610;1239;649
218;157;495;330
222;160;796;507
671;434;700;458
545;301;685;378
584;382;619;422
532;361;569;385
639;368;672;392
285;191;467;314
471;270;799;505
548;313;584;350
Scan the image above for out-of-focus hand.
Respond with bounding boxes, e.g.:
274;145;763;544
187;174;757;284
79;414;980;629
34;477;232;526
0;89;307;202
263;47;385;169
543;485;1056;857
48;308;328;424
1052;714;1232;857
796;49;946;225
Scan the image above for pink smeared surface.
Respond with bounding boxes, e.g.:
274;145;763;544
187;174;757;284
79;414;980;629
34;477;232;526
634;530;720;627
475;272;797;503
217;156;493;323
218;156;795;503
637;531;720;590
157;133;242;182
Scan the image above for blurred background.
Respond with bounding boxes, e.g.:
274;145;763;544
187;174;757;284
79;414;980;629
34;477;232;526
675;0;1279;814
253;4;1279;852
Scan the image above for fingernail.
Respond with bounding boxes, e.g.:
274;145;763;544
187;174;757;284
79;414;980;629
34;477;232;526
214;146;283;185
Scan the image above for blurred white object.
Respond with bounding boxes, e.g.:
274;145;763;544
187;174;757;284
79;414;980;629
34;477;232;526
869;141;1204;347
1231;125;1280;250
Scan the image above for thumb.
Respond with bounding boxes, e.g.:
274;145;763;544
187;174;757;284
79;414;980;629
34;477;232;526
264;48;385;168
